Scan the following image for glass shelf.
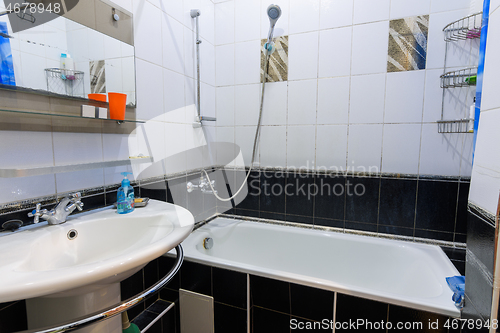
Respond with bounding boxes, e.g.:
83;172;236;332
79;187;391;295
0;108;144;124
0;157;153;178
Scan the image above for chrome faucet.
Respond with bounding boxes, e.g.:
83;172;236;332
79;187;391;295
28;192;84;225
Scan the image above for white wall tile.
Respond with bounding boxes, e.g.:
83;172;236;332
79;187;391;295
162;14;185;74
235;40;261;85
481;7;500;112
201;83;216;118
349;73;386;124
381;123;421;174
216;126;236;166
0;176;56;203
260;126;287;167
135;59;165;121
262;81;288;126
351;21;389;75
234;84;261;126
0;131;54;168
316;125;348;170
184;26;196;79
234;0;261;42
53;132;103;165
134;1;162;65
235;126;257;166
165;124;187;174
320;0;354;30
199;0;215;44
200;38;216;85
492;0;500;14
161;0;184;23
390;0;431;19
384;70;425;123
289;0;320;34
288;31;319;80
215;1;235;45
318;27;352;78
430;0;471;13
468;166;500;214
418;123;462;176
422;68;444;122
347;124;383;171
460;133;473;177
260;0;289;39
287;79;318;125
216;86;235;126
353;0;390;25
215;44;235;86
317;77;350;124
287;125;316;169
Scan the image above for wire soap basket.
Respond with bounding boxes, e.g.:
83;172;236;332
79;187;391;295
45;68;85;98
437;119;473;134
440;67;478;88
443;12;482;41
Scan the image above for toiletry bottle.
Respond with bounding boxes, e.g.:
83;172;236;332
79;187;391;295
468;97;476;133
60;53;67;69
117;172;135;214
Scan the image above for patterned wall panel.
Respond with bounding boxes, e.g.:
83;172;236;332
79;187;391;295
260;36;288;82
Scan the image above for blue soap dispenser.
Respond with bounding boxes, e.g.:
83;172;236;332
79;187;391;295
117;172;135;214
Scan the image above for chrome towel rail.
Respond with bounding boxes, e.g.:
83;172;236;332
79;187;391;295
21;245;184;333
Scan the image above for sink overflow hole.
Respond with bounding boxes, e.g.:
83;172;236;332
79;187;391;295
67;229;78;240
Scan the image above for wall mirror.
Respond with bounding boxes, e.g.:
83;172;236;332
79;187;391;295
0;5;136;107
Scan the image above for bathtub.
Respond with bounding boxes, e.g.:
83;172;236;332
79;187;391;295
177;217;461;317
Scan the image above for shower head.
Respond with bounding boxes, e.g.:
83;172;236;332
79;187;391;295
267;4;282;28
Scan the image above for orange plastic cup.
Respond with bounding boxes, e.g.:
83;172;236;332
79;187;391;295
108;93;127;120
88;93;107;102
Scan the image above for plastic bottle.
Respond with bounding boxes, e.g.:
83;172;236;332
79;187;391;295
117;172;135;214
468;97;476;133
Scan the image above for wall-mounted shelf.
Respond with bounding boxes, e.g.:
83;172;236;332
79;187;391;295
443;12;482;42
438;119;473;133
0;157;153;178
440;67;478;88
0;108;144;124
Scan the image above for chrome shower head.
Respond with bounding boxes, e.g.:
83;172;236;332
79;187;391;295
267;4;282;28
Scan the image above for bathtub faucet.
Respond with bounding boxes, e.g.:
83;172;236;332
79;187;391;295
28;192;84;225
187;176;217;195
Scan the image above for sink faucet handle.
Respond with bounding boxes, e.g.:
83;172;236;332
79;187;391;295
28;203;47;224
69;192;84;211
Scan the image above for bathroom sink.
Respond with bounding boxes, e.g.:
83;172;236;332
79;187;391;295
0;199;194;303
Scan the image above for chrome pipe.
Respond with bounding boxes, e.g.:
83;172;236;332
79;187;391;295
191;9;202;119
21;245;184;333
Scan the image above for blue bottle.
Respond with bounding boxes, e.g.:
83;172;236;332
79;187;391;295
117;172;135;214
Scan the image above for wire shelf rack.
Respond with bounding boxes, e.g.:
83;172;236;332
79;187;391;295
437;119;474;133
443;12;482;41
45;68;85;98
440;67;478;88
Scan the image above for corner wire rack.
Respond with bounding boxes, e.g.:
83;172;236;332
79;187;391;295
45;68;85;98
443;12;482;42
440;67;478;88
437;119;474;134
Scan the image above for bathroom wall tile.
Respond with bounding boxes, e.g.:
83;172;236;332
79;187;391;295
353;0;390;25
164;69;186;123
260;211;286;221
455;183;469;234
467;208;496;274
214;303;247;333
351;21;390;75
430;0;471;13
262;82;288;126
482;10;500;112
215;1;235;45
216;86;235;126
260;126;287;168
180;261;212;296
287;79;317;125
260;172;286;214
200;39;216;86
184;27;197;79
415;179;458;233
460;134;474;178
318;27;352;78
250;275;290;313
289;0;320;34
135;59;165;121
234;0;261;42
234;84;261;126
378;225;414;237
260;0;290;39
162;13;184;75
252;306;290;333
422;68;446;122
314;174;345;220
235;126;257;167
349;74;386;124
316;125;348;171
418;124;462;176
345;220;378;232
216;127;236;166
378;178;417;228
317;77;350;125
0;301;27;332
201;83;216;119
320;0;354;29
199;0;215;45
381;124;421;175
288;32;319;80
287;126;316;169
0;130;54;168
290;283;334;322
213;267;247;309
387;304;450;331
345;176;381;224
140;181;168;202
234;170;260;211
0;176;57;204
347;124;383;172
388;15;428;72
464;252;494;321
390;0;431;19
285;173;315;218
235;40;261;85
134;1;162;66
215;44;235;86
336;293;388;330
384;71;425;123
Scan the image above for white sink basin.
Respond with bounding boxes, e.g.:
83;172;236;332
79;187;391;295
0;199;194;303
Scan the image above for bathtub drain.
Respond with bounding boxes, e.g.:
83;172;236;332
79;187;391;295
203;237;213;250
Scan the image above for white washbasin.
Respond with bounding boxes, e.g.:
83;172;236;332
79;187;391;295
0;199;194;303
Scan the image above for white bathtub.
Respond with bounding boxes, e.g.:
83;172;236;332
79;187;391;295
177;217;461;317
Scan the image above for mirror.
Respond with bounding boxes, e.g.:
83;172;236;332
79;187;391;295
0;11;136;106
